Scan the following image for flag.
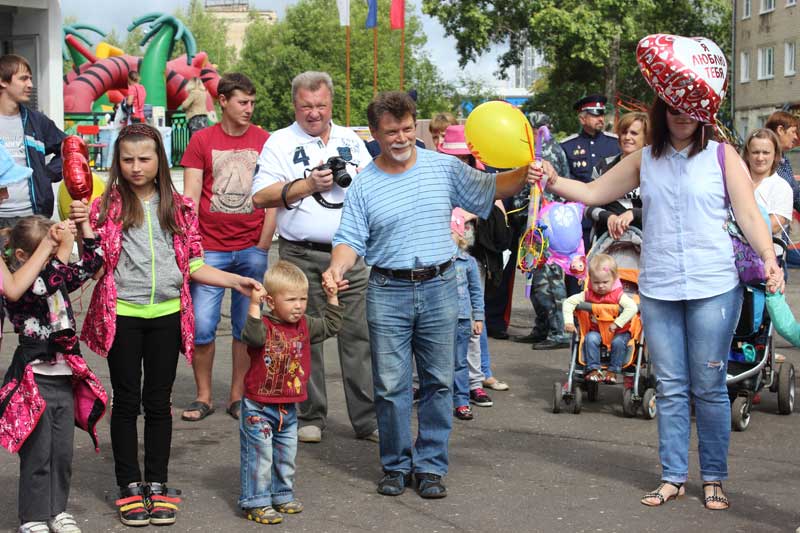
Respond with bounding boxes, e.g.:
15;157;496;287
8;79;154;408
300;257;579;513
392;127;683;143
365;0;378;29
390;0;405;29
337;0;350;26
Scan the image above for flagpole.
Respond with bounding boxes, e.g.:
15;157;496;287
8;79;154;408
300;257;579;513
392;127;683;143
373;27;378;97
346;24;351;126
399;26;405;91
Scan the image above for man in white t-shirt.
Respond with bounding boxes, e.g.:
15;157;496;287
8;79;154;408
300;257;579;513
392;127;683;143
251;71;377;443
0;54;66;227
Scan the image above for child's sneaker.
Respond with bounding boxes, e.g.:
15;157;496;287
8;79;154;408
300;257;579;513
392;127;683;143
144;483;181;526
115;483;149;527
245;506;283;524
273;500;304;514
469;387;493;407
454;405;474;420
48;513;81;533
18;522;49;533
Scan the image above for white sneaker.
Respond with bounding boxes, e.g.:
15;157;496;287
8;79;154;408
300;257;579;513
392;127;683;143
48;513;81;533
361;429;379;443
18;522;49;533
297;425;322;443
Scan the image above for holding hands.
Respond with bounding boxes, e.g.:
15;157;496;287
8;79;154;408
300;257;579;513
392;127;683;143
472;320;483;336
322;272;340;306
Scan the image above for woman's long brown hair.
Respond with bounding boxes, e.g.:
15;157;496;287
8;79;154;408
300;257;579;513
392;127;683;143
649;97;715;159
97;124;183;234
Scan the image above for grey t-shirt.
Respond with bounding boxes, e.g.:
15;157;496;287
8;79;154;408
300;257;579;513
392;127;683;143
114;192;183;305
0;113;34;216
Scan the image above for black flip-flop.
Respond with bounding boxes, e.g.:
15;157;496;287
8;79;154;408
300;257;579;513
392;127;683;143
226;400;241;420
181;401;215;422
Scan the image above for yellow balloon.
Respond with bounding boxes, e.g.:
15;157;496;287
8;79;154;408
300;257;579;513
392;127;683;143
57;174;106;221
464;101;534;168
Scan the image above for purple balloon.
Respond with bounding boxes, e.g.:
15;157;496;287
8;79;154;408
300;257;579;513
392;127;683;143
540;202;584;255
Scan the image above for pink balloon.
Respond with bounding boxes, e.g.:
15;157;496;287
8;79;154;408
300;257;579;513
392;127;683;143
637;34;727;124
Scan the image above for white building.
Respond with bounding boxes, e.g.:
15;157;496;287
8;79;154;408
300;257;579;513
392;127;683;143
0;0;64;127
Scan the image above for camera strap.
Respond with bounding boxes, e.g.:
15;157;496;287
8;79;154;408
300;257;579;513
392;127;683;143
311;192;343;210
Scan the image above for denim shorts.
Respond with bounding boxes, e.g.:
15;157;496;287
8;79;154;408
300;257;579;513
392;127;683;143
191;245;268;343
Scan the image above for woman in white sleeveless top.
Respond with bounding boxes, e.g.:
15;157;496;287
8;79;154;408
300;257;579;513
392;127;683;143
532;97;783;511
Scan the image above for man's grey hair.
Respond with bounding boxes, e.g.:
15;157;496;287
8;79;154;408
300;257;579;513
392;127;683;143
291;71;334;102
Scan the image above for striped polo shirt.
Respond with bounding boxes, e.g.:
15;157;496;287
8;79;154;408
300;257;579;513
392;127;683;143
332;148;496;269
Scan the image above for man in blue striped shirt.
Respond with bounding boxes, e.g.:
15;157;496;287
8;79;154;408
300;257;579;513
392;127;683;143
325;92;537;499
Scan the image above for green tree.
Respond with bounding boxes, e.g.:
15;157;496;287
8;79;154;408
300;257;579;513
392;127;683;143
236;0;452;129
423;0;732;131
173;0;237;75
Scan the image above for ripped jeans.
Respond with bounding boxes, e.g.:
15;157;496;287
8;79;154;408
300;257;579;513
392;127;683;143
238;399;298;509
640;286;742;483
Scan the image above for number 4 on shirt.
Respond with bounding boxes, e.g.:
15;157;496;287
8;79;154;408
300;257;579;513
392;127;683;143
293;146;310;167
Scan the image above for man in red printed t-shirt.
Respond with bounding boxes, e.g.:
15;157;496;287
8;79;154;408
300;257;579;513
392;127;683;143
180;72;275;422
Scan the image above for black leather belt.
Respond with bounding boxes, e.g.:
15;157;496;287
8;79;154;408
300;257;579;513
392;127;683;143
279;237;333;253
372;260;453;282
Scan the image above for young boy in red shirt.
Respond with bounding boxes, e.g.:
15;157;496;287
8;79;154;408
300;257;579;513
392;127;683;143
239;260;342;524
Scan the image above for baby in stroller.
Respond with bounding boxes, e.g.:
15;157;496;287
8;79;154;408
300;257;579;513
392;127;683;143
563;253;639;384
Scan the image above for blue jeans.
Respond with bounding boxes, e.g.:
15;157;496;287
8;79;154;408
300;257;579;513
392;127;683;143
366;267;457;476
640;286;742;483
238;398;297;509
453;319;472;408
583;330;631;373
191;246;268;343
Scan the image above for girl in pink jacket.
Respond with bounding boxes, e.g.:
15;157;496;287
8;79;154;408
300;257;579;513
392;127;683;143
77;124;261;528
1;214;106;533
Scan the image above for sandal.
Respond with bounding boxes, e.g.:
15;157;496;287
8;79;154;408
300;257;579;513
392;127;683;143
641;481;685;507
226;400;241;420
586;370;604;383
181;401;214;422
605;371;618;384
702;482;730;510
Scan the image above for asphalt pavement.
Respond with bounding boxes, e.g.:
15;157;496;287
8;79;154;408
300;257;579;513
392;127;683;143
1;250;799;533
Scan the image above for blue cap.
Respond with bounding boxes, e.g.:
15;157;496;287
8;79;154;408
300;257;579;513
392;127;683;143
0;139;32;187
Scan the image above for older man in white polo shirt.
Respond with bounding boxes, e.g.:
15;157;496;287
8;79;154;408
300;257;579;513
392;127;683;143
251;71;377;443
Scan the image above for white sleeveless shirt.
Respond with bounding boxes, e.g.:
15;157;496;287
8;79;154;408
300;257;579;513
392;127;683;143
639;140;739;300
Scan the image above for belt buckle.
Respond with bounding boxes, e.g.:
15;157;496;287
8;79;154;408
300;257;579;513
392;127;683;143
409;268;422;282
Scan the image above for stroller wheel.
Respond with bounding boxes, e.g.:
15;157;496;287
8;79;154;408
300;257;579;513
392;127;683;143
777;363;796;415
571;386;583;414
586;381;599;402
552;382;564;414
731;396;751;431
641;388;657;420
622;388;636;418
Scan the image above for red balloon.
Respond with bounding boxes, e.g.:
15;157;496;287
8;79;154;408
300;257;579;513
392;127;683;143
107;90;124;104
61;135;89;161
63;153;93;202
636;34;728;124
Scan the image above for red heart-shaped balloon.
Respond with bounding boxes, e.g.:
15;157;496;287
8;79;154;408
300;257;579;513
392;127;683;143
637;34;728;124
61;135;89;161
63;153;93;201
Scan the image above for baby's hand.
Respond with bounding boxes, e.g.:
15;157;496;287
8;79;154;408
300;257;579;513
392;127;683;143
322;271;339;298
564;323;576;334
609;323;618;333
249;285;267;305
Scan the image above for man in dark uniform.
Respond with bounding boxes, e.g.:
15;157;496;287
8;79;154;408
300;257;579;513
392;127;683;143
559;95;620;295
560;94;619;183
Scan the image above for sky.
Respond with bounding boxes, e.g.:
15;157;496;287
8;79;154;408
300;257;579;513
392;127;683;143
60;0;509;87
